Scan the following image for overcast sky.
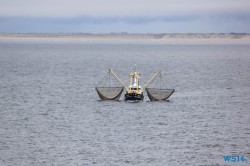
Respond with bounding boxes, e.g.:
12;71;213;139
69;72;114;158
0;0;250;33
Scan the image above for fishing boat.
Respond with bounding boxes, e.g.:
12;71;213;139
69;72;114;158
124;68;144;101
96;67;174;101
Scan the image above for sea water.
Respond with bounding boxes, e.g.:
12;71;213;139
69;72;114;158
0;40;250;165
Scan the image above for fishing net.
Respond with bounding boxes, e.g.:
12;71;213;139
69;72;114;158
146;88;174;101
96;87;124;100
145;73;174;101
96;71;124;100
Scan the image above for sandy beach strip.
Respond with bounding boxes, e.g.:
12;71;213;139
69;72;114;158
1;33;250;43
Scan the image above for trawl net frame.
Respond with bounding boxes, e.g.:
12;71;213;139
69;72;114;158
96;87;124;100
145;88;174;101
95;69;126;100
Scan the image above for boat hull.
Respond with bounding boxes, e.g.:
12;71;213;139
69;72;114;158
125;93;144;101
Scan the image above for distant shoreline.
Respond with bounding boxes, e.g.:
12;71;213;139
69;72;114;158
1;33;250;42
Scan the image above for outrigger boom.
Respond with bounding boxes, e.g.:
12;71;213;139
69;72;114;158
143;70;161;88
108;68;128;91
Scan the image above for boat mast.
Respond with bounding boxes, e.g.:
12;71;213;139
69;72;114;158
130;66;140;87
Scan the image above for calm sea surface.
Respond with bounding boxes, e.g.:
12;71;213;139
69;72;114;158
0;40;250;166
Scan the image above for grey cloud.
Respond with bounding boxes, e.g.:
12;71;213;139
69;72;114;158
0;11;250;33
46;15;200;25
1;0;250;18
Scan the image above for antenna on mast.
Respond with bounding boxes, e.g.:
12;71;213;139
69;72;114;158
134;64;137;73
